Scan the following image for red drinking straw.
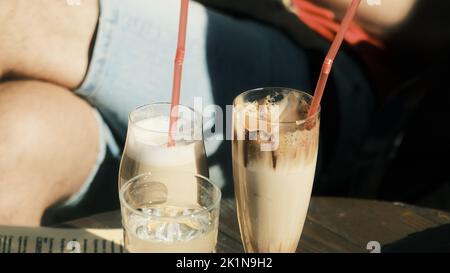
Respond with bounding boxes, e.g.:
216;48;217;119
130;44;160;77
307;0;362;122
168;0;190;147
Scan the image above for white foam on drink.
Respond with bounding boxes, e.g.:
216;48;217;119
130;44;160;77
127;116;202;166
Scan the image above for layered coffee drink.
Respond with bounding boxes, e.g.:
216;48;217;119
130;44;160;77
232;88;320;253
119;104;208;203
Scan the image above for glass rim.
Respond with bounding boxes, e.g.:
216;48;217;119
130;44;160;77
128;102;203;134
119;172;222;221
233;87;321;125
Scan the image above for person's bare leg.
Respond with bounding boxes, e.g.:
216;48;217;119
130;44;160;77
0;0;99;88
0;81;99;226
0;0;101;225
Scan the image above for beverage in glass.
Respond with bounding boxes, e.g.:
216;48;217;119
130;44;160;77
119;103;209;201
120;172;221;253
232;88;320;253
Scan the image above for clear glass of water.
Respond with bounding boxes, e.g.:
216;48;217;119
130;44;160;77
119;172;221;253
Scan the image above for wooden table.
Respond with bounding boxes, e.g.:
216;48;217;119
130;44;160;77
66;197;450;253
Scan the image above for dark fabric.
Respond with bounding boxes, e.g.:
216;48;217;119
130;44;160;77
202;6;374;197
194;0;328;52
42;147;120;225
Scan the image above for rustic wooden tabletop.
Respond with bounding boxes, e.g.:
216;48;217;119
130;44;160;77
65;197;450;253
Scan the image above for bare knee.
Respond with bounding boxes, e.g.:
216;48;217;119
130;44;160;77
0;80;100;226
0;0;99;88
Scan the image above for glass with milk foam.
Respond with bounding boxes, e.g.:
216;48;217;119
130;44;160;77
119;103;208;192
232;88;320;253
120;172;221;253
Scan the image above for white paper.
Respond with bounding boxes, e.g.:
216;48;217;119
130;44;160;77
0;226;124;253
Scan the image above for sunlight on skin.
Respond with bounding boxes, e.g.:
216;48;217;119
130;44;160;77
312;0;418;38
0;0;99;88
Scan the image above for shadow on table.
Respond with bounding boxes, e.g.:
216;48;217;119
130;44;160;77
383;224;450;253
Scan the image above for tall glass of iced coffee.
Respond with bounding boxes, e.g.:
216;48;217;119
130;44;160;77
232;88;320;253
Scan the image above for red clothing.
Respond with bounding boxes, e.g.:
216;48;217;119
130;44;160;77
291;0;397;100
292;0;383;48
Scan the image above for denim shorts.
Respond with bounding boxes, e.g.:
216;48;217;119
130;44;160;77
54;0;375;221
